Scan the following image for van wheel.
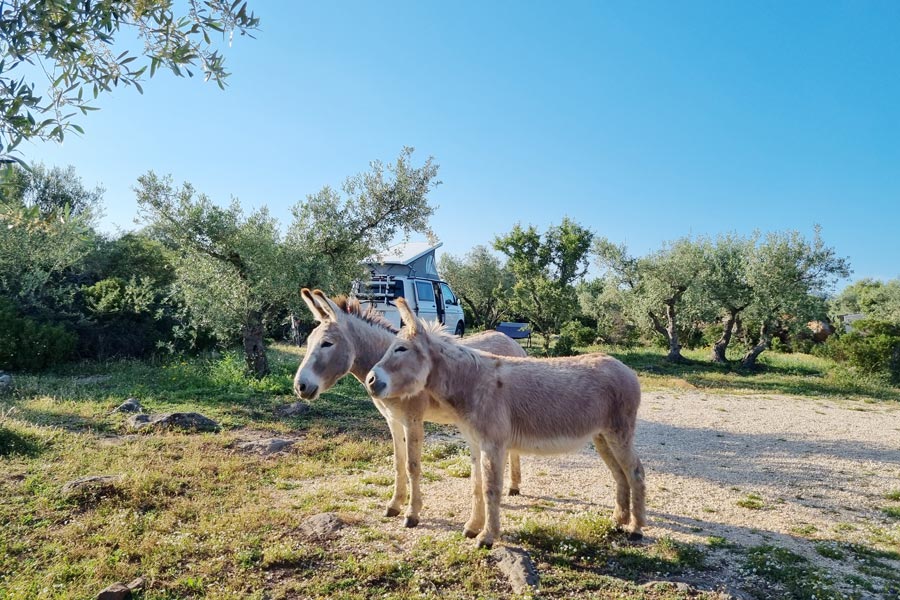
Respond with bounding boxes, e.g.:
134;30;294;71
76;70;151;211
454;322;465;337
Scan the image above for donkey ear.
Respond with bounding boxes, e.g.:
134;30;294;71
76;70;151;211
311;290;340;321
300;288;327;321
395;297;419;335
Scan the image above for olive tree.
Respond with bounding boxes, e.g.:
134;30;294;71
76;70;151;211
740;227;850;369
595;237;705;362
137;148;440;377
1;0;259;161
439;246;513;330
494;218;593;355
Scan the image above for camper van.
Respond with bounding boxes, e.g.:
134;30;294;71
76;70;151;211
352;242;466;336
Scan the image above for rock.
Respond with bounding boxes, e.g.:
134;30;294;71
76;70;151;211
112;398;143;414
97;582;130;600
0;371;12;394
126;577;145;592
275;401;309;418
62;475;122;501
491;545;539;594
300;512;344;541
235;438;296;456
127;412;220;432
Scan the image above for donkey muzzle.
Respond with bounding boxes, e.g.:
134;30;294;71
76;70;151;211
365;372;387;397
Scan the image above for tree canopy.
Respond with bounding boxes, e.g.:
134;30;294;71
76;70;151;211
1;0;259;161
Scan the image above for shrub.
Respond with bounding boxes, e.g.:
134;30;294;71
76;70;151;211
0;299;76;371
821;320;900;383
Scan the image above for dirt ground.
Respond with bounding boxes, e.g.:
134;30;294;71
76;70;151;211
364;391;900;598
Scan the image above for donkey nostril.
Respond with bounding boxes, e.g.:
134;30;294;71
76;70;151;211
298;382;307;392
366;373;376;386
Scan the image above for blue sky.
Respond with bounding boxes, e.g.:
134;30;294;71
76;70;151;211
25;1;900;283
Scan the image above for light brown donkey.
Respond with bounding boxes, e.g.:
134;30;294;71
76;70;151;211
366;297;646;548
293;289;528;528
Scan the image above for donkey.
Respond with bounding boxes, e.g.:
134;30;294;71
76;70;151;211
293;288;528;528
366;297;646;548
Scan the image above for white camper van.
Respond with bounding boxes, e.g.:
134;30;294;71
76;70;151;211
352;242;466;336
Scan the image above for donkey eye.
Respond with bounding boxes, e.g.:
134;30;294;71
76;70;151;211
394;346;407;353
321;341;334;348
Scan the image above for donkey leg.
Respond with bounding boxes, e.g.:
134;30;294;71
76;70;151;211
384;418;407;518
475;442;505;549
593;434;631;528
463;438;485;538
508;451;521;496
608;439;646;538
402;414;425;528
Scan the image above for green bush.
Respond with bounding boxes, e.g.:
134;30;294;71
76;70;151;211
822;320;900;383
0;299;76;371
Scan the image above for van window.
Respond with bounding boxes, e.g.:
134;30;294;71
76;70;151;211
440;283;457;305
393;280;404;299
415;281;435;303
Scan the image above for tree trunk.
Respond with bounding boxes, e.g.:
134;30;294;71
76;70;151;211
740;322;770;370
664;300;683;362
243;309;269;378
711;310;739;363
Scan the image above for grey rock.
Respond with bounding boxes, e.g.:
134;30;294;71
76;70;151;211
491;545;539;594
235;438;296;456
126;577;145;592
0;371;12;394
127;412;220;432
97;582;130;600
62;475;122;499
112;398;143;414
300;512;344;541
275;401;309;418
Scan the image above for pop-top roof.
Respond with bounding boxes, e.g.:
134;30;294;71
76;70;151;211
366;241;442;266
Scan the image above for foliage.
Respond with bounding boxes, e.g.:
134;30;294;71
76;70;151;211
288;146;440;294
830;278;900;325
595;236;706;361
137;148;440;377
828;319;900;383
0;0;259;161
0;297;76;370
494;217;593;354
439;245;513;329
0;164;99;316
740;226;850;368
578;278;640;346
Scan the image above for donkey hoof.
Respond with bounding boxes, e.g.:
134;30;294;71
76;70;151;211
627;531;644;542
475;536;493;549
385;507;401;518
404;516;419;528
463;528;479;539
508;487;520;496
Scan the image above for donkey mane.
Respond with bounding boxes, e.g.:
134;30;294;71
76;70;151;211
332;295;399;333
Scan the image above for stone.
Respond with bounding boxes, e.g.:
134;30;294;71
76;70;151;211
491;546;539;594
300;512;344;541
234;438;295;456
275;401;310;418
62;475;122;500
96;582;130;600
112;398;143;414
127;412;220;432
125;577;145;592
0;371;12;394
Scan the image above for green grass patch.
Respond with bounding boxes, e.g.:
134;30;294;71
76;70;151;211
882;506;900;520
885;489;900;501
743;545;842;600
736;493;766;510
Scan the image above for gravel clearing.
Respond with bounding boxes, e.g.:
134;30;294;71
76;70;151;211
368;391;900;597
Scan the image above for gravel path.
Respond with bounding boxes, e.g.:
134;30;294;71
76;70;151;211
374;391;900;596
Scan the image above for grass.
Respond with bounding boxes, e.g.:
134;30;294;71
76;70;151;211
736;493;766;510
529;337;900;401
1;342;898;598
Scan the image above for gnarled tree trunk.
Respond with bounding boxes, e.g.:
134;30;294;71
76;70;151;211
740;322;770;370
649;298;684;362
243;309;269;378
711;310;739;363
